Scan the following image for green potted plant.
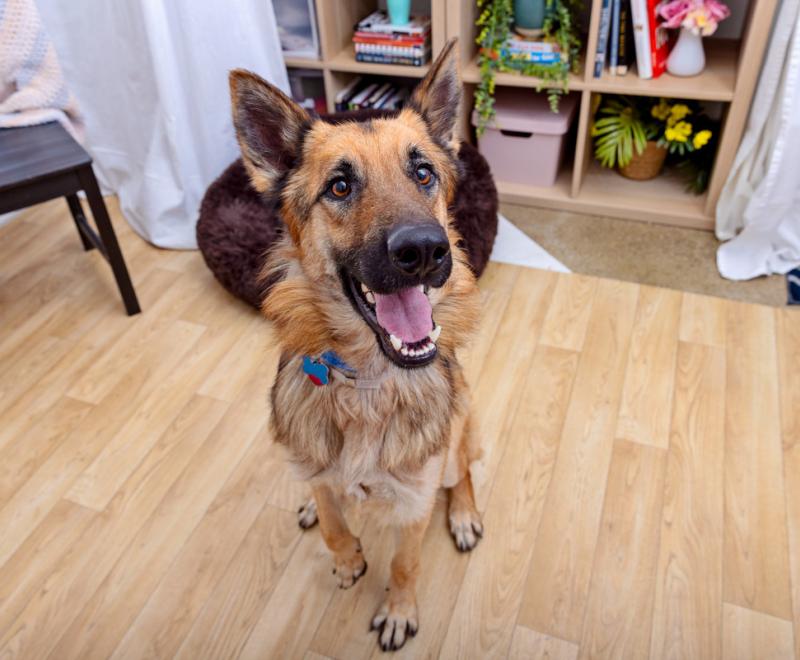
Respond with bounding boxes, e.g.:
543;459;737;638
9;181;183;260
592;96;714;181
474;0;582;134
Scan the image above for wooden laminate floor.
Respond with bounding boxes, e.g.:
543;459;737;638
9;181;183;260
1;197;799;660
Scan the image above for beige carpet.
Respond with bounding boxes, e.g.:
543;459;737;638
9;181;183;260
501;203;787;307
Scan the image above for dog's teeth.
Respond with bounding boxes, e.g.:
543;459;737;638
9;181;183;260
389;334;402;351
401;347;409;356
417;284;424;293
428;325;441;343
360;282;369;294
365;291;375;305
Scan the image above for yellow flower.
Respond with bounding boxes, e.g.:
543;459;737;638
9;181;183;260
666;121;692;142
669;104;691;121
693;129;712;149
651;100;671;121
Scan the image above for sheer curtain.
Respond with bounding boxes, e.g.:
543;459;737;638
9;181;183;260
716;1;800;280
35;0;289;249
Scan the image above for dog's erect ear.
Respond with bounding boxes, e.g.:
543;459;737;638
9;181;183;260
229;69;309;192
411;38;461;146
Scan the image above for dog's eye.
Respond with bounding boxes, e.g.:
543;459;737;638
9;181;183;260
330;179;351;198
415;167;433;186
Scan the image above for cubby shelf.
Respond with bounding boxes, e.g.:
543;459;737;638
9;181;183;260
588;39;738;101
495;165;711;230
283;0;776;231
283;56;325;70
462;55;587;90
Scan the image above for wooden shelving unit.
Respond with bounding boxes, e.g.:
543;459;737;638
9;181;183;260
282;0;778;230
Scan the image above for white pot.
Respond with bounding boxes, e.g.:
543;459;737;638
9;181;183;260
667;27;706;77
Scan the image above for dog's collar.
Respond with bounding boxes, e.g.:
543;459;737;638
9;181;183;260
302;351;387;389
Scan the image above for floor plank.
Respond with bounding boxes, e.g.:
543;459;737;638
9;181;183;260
578;440;666;659
721;603;794;660
0;392;230;659
539;272;596;352
518;279;639;642
724;302;793;619
615;286;681;448
0;319;205;567
649;342;726;660
174;504;301;660
508;626;579;660
108;425;282;659
776;308;800;660
679;292;727;348
439;346;579;659
468;267;557;510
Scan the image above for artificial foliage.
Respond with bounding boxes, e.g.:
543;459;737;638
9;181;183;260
592;95;717;193
474;0;582;134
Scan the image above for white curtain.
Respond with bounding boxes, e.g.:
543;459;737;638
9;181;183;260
35;0;289;249
716;2;800;280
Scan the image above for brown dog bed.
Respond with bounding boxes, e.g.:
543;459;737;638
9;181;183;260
197;113;498;309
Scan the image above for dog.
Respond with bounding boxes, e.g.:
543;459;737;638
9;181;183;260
229;38;483;652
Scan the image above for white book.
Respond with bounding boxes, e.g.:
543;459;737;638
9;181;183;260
349;83;377;108
629;0;652;79
334;75;363;106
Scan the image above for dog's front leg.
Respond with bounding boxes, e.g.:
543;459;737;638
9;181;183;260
312;484;367;589
370;509;433;652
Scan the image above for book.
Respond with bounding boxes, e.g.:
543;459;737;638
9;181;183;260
630;0;652;78
647;0;669;78
356;11;431;37
348;82;377;110
502;50;561;64
365;82;391;108
593;0;612;78
354;43;429;58
334;75;364;111
609;0;620;75
353;34;429;47
355;53;428;67
504;34;560;53
616;3;632;75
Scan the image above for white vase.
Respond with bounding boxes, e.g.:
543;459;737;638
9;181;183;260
667;27;706;77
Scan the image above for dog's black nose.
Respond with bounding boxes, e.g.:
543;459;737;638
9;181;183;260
387;223;450;279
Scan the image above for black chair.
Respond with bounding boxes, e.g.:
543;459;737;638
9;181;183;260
0;121;140;315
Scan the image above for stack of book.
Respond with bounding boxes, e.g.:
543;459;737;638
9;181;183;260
593;0;668;79
501;33;562;66
352;11;431;67
334;76;411;112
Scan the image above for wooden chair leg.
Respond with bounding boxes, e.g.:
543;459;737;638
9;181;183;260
77;166;141;315
65;194;94;251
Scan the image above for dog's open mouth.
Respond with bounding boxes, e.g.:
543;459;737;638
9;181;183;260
344;272;441;368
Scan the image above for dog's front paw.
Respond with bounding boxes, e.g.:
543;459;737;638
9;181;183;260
449;508;483;552
333;541;367;589
297;499;318;529
370;596;418;652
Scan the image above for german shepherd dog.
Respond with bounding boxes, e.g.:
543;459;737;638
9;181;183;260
230;39;483;652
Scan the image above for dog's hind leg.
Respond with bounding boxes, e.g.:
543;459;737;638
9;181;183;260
446;414;483;552
312;484;367;589
297;497;318;529
370;509;433;652
448;472;483;552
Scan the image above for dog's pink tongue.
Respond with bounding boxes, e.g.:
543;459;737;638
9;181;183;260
374;287;432;343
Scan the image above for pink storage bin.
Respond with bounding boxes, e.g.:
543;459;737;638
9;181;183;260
472;89;578;187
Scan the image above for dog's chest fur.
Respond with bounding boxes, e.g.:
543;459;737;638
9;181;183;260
270;354;459;521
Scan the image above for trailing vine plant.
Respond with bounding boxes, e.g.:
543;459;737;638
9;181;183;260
475;0;583;135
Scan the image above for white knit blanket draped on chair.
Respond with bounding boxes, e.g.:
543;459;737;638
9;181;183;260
0;0;83;141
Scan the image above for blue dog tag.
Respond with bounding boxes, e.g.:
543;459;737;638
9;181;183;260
302;356;329;386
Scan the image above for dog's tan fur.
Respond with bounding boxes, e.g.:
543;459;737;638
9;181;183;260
230;39;482;652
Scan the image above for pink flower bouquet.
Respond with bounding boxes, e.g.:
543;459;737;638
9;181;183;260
658;0;730;36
